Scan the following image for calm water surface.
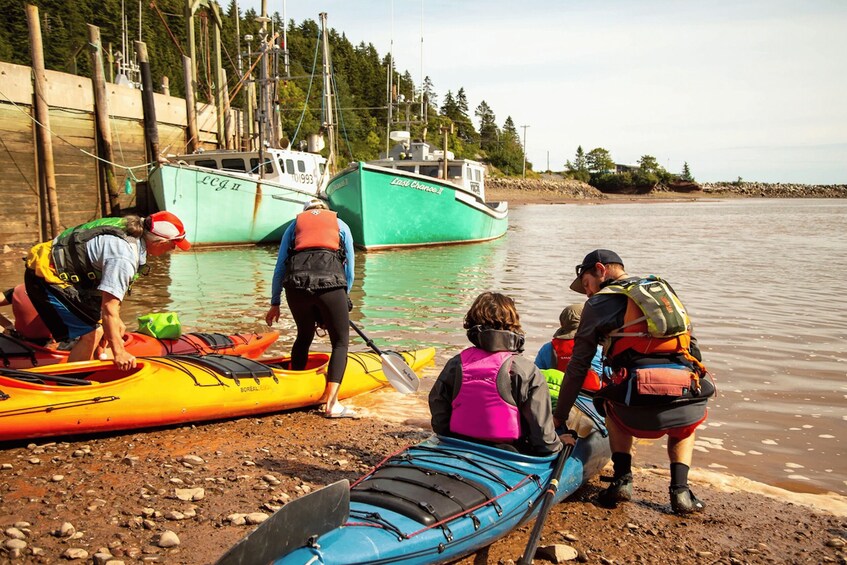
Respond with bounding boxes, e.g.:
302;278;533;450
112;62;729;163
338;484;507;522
2;199;845;497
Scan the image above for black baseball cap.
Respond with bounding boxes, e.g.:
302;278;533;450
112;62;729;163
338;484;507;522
570;249;624;294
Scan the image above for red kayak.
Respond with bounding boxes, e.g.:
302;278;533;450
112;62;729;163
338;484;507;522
0;330;281;369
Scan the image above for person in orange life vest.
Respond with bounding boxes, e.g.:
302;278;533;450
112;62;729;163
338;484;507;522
552;249;714;515
534;302;603;391
23;212;190;370
428;292;563;455
265;199;356;418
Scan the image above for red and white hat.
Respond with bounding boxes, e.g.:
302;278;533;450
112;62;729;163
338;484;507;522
146;211;191;250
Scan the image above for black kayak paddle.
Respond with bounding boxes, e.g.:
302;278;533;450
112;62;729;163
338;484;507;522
517;435;576;565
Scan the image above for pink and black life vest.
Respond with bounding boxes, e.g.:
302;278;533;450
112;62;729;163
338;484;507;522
449;348;521;443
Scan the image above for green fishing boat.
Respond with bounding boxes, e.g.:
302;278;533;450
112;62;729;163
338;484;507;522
326;135;508;250
148;149;328;246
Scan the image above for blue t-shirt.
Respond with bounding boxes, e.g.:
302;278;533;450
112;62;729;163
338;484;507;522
85;235;145;301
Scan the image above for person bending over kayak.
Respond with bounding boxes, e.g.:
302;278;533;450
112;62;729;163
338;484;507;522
553;249;715;515
265;199;356;419
429;291;562;456
23;212;190;370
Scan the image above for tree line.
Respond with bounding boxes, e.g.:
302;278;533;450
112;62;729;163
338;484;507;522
564;145;695;193
0;0;529;173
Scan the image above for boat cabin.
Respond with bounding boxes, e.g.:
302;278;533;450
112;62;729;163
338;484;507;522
372;140;486;200
173;148;328;191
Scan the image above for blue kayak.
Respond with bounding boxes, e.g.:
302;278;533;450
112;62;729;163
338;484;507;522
217;397;610;565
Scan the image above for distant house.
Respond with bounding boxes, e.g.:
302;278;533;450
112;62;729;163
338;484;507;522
615;163;640;174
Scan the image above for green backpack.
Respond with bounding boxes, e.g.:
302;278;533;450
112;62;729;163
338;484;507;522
541;368;565;411
137;312;182;339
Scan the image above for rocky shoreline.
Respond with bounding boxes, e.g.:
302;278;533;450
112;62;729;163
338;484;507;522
1;411;845;564
485;177;847;203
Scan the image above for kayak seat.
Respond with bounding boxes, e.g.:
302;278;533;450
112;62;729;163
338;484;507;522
0;333;37;367
350;464;493;526
170;354;274;381
189;333;236;350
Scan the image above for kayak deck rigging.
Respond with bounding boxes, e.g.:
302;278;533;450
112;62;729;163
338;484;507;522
345;443;545;542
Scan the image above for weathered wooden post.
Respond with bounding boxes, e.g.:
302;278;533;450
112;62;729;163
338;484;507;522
87;24;121;216
26;4;61;238
182;55;199;153
161;76;170;96
135;40;158;214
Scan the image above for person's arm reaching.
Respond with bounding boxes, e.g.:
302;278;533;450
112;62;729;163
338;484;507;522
267;225;295;326
101;292;134;371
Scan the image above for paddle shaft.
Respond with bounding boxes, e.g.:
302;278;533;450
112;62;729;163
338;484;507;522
517;441;574;565
349;321;384;355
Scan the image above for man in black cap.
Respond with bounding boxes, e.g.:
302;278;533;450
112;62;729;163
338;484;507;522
553;249;714;515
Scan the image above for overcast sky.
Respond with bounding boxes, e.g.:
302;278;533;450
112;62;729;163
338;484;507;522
240;0;846;184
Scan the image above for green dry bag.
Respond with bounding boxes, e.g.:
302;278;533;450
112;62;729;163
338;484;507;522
137;312;182;339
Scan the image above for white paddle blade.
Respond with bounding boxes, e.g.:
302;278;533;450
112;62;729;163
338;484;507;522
381;351;420;394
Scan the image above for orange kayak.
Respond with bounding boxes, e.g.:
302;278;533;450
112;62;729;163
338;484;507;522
0;330;280;369
0;347;436;442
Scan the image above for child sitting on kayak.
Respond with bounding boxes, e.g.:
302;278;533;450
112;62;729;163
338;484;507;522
428;291;562;456
534;303;604;412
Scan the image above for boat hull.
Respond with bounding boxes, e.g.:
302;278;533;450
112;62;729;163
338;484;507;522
326;163;508;250
148;164;316;246
0;331;280;369
275;415;609;565
0;348;435;441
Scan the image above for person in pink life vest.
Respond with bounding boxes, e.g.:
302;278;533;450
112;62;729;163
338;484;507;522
428;292;562;455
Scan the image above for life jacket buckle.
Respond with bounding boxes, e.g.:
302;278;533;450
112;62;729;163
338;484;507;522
58;272;69;281
69;274;80;283
87;272;97;281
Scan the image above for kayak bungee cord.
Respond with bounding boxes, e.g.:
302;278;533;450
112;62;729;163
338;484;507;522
0;395;120;417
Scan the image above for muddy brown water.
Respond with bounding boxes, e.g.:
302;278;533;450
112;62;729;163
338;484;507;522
1;198;845;498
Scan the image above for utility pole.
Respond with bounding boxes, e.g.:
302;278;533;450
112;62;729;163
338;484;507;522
520;124;530;178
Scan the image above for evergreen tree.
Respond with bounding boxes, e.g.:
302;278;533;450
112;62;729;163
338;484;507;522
440;90;458;119
565;146;590;182
487;116;525;174
421;75;437;108
681;161;694;181
475;100;498;151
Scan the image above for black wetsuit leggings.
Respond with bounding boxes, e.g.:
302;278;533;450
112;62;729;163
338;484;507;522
284;286;349;384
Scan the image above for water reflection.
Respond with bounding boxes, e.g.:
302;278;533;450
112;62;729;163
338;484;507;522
354;239;508;347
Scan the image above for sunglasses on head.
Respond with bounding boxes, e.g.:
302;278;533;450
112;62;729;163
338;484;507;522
575;263;592;277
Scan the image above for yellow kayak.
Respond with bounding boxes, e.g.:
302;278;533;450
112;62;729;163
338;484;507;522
0;348;435;442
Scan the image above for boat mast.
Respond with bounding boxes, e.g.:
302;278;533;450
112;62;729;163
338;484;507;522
385;0;394;156
255;0;274;178
419;0;426;138
319;12;336;174
282;0;290;78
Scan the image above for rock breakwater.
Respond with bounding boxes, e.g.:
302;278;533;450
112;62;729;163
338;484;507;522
702;182;847;198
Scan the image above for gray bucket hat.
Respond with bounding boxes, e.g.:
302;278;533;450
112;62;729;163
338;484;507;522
553;303;584;339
